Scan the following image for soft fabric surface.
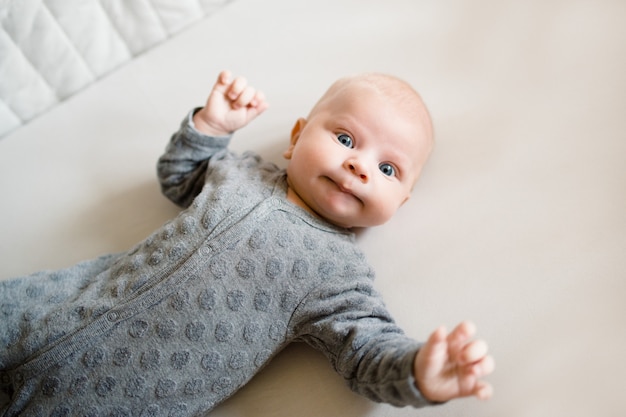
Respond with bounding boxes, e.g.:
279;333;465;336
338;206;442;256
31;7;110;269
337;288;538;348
1;0;625;416
0;0;233;137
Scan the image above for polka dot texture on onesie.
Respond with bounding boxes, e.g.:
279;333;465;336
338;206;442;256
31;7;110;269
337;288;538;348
0;167;370;416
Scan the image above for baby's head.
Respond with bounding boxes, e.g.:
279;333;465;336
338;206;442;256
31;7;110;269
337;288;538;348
283;73;434;228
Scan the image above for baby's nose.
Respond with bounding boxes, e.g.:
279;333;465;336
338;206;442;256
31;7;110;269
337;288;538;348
346;160;369;183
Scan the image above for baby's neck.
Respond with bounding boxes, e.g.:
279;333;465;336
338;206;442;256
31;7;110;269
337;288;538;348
285;185;316;216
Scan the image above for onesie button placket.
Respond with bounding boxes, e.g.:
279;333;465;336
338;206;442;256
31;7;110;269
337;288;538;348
13;371;23;384
268;197;281;208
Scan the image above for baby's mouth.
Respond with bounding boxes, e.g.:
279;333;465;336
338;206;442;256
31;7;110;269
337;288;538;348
326;176;363;204
336;182;353;195
325;176;351;194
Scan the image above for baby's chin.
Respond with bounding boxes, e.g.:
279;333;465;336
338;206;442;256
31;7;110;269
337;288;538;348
322;213;388;230
314;205;363;229
323;200;400;228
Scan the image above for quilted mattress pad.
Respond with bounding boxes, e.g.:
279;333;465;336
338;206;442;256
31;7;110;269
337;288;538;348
0;0;232;138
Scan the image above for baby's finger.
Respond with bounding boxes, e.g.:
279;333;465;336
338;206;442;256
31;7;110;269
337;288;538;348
249;90;267;109
461;353;495;380
426;326;448;351
226;76;248;101
475;354;496;377
211;70;232;94
460;339;488;364
416;326;447;369
218;70;231;85
448;321;476;342
473;380;494;400
233;85;257;109
447;321;476;358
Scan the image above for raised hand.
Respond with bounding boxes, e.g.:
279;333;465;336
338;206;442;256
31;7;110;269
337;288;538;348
193;70;269;137
414;321;495;402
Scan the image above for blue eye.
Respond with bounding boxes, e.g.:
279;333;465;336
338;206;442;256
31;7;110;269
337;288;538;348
379;163;396;177
337;133;353;148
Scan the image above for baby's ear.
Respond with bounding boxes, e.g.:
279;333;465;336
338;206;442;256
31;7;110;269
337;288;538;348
283;118;307;159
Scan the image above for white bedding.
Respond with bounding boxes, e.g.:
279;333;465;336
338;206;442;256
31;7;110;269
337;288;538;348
1;0;625;416
0;0;233;137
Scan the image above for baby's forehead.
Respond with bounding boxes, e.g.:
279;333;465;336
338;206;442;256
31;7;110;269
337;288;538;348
322;76;430;128
341;84;430;134
331;74;420;105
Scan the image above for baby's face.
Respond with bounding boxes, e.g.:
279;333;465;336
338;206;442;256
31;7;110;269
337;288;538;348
284;85;432;228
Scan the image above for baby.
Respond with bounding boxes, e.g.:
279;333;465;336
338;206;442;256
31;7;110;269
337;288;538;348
0;71;494;416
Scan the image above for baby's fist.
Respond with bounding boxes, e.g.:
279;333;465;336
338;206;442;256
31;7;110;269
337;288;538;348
193;71;269;137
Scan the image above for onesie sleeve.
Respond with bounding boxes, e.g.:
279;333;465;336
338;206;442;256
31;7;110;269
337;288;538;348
289;279;437;408
157;108;232;208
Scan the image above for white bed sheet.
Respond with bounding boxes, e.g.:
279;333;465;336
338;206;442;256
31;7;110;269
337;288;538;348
1;0;625;416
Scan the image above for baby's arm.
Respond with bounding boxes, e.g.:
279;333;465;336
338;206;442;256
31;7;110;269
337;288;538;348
414;321;495;402
193;70;269;137
157;71;267;207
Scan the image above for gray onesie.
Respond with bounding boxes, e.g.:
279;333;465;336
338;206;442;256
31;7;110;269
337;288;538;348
0;111;431;416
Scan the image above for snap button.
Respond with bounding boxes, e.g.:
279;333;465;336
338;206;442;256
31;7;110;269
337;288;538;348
107;311;119;322
14;372;23;383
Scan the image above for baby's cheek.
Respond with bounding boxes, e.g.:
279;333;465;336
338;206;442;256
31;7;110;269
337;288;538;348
366;203;396;227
